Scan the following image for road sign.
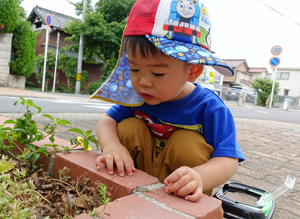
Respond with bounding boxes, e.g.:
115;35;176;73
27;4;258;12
271;45;282;56
45;26;51;31
269;57;280;67
46;14;52;26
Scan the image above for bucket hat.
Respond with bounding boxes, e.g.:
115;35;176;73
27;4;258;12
91;0;234;106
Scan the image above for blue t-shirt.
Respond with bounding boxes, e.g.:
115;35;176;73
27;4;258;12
106;83;245;162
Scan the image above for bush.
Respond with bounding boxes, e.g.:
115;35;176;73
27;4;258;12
9;19;38;78
87;80;103;95
252;77;280;106
0;0;18;34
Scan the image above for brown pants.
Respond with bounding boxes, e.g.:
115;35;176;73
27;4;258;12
117;117;214;196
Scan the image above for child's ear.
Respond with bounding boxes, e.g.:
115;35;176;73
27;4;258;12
187;65;204;82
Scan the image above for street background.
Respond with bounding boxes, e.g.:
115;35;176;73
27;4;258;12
1;87;300;218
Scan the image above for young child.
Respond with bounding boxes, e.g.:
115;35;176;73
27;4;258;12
91;0;245;202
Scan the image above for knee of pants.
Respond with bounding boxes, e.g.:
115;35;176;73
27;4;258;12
165;129;214;172
117;117;148;140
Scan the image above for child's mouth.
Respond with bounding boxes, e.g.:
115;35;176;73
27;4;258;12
141;93;154;100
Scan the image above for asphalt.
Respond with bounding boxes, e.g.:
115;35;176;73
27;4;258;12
1;87;300;218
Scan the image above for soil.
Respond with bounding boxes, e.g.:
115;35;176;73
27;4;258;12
0;154;111;219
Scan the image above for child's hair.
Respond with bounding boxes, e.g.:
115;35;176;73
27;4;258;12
124;36;164;59
124;36;191;69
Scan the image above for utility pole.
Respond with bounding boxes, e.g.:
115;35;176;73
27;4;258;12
42;28;50;92
75;0;87;94
52;31;60;93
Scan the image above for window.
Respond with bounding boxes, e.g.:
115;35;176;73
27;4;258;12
280;72;290;80
284;90;289;96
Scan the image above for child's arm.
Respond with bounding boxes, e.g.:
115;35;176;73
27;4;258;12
164;157;238;202
95;113;136;176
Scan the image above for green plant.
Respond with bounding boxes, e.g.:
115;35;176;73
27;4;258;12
87;80;102;95
0;0;18;34
0;155;42;219
9;19;38;78
0;97;99;169
252;77;280;106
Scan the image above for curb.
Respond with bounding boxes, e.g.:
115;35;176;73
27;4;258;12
0;115;223;219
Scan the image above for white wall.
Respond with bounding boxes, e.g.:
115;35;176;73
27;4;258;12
276;67;300;96
0;33;13;87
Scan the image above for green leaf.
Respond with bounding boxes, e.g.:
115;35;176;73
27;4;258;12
19;97;26;103
24;152;33;160
26;99;34;106
83;140;89;150
67;128;84;136
49;135;55;143
32;153;41;164
42;114;54;122
3;119;16;125
57;119;72;126
85;130;93;137
26;143;36;152
34;105;42;113
0;161;15;174
87;135;100;150
13;101;18;106
36;147;49;157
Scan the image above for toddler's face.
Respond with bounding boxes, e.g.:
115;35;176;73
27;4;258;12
128;50;191;105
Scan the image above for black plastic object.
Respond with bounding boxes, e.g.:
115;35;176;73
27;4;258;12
214;182;276;219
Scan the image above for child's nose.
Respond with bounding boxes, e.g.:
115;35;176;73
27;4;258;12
139;75;153;87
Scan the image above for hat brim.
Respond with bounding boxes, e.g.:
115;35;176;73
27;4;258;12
145;35;234;77
90;35;145;106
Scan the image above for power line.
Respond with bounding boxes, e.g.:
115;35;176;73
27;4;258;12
257;0;300;27
275;0;300;19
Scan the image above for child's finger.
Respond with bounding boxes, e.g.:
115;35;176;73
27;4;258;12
123;158;133;176
165;167;188;185
105;154;115;175
184;187;203;202
114;155;125;176
165;174;189;194
95;155;106;170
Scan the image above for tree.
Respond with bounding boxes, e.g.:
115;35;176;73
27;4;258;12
15;0;27;20
57;46;89;93
64;0;136;83
9;19;38;78
252;77;280;106
0;0;18;34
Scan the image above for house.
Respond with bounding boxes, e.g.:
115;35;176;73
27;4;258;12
222;59;269;91
27;5;103;90
275;67;300;97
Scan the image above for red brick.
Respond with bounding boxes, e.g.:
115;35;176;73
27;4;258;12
95;195;188;219
52;151;159;200
144;186;223;219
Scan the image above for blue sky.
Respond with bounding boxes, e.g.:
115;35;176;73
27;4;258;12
22;0;300;72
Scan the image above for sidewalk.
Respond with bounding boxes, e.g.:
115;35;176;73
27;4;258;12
1;87;300;218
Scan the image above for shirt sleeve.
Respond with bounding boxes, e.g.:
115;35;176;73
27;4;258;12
204;107;245;162
106;104;135;123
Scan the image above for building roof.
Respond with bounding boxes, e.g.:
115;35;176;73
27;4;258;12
27;5;80;29
248;67;268;73
222;59;249;69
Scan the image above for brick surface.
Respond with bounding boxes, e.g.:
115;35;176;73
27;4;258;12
95;195;189;219
52;151;159;200
144;186;223;219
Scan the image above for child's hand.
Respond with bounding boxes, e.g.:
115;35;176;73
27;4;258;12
95;143;136;176
164;166;203;202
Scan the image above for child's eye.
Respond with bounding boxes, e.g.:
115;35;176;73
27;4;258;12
153;73;165;77
130;68;139;72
